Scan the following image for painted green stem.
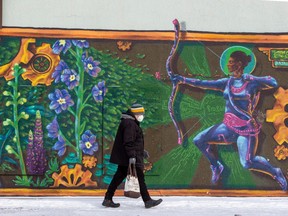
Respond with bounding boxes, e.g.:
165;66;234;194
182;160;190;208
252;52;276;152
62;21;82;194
72;47;84;161
13;67;27;180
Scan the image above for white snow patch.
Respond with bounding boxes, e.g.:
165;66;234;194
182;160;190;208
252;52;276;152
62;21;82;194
0;196;287;216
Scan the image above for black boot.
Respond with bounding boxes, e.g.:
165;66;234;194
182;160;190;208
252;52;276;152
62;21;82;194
144;198;163;208
102;199;120;208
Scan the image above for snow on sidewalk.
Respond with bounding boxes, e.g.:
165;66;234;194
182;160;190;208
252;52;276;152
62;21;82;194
0;196;287;216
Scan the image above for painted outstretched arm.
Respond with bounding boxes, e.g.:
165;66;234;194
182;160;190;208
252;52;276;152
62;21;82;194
172;74;228;92
243;74;278;90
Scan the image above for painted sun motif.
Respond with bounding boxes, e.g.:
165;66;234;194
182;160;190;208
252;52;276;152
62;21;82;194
0;38;60;86
266;87;288;145
0;38;36;80
22;43;60;86
52;164;97;188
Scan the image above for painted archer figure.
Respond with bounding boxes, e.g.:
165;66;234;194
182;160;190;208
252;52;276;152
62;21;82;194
167;20;287;191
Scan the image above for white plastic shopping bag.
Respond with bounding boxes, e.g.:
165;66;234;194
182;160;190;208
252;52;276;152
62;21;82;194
124;164;140;198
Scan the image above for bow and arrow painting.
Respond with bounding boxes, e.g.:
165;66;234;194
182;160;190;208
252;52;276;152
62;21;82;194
165;19;287;191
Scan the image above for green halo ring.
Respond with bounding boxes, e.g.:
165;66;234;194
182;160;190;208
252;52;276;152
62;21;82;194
220;46;256;75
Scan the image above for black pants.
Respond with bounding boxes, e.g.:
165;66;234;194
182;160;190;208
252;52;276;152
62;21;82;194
105;165;151;202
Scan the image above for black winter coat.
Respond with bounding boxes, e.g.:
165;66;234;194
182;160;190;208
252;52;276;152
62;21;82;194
110;110;145;168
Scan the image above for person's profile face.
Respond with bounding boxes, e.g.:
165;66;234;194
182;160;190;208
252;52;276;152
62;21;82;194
227;57;238;72
227;57;243;77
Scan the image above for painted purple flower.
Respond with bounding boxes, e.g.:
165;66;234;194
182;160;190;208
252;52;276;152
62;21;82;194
92;81;107;102
48;89;74;114
46;117;59;139
72;40;89;49
52;135;66;156
52;40;72;54
80;130;98;155
84;56;101;77
61;69;80;90
52;60;69;83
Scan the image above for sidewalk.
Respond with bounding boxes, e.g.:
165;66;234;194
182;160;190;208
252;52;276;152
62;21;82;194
0;196;288;216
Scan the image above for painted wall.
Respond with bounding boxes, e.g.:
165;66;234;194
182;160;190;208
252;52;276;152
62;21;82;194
0;26;287;195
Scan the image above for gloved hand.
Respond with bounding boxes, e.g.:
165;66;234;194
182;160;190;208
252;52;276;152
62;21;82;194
129;158;136;165
144;150;150;159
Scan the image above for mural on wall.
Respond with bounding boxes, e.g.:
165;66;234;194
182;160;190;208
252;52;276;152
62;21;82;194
165;19;286;191
0;21;287;193
0;36;169;189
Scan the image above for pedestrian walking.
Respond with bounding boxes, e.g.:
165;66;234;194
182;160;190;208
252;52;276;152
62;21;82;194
102;104;163;208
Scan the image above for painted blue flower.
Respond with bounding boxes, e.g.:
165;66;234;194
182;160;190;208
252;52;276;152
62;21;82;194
80;130;98;155
52;40;72;54
52;135;66;156
61;69;80;90
48;89;74;114
72;40;89;49
92;81;107;102
52;60;69;83
84;56;101;77
81;52;88;62
46;117;59;139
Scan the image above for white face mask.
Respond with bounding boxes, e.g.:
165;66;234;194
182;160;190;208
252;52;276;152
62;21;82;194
136;115;144;122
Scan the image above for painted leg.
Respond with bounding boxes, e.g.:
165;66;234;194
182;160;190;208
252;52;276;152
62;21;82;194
193;126;219;166
237;136;287;191
210;161;224;185
193;124;234;184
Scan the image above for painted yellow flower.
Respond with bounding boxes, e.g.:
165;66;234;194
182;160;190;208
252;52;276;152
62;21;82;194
144;162;153;173
274;145;288;160
22;43;60;86
117;41;132;51
82;155;97;169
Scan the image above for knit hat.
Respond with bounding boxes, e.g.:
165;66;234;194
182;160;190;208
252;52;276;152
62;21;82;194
130;103;145;115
